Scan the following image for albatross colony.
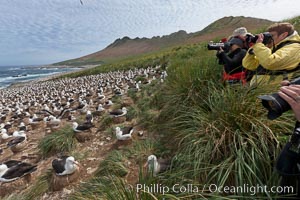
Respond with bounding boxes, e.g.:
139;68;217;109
0;65;167;197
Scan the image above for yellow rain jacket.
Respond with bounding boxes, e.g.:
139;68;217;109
242;31;300;88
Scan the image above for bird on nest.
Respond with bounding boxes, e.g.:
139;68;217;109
85;110;93;125
7;131;27;153
52;156;80;176
115;126;134;140
72;122;93;133
50;156;81;191
48;115;61;125
103;100;113;109
144;155;170;176
0;129;13;143
0;160;37;183
109;107;127;117
29;114;44;123
97;104;105;112
3;122;12;132
18;122;27;131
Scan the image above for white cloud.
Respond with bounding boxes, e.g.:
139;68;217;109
0;0;299;65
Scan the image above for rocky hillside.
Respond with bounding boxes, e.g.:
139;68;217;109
55;16;274;66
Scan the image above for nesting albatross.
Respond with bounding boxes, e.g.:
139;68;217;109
115;126;134;140
144;155;170;176
109;107;127;117
7;131;27;153
85;110;93;124
52;156;80;176
72;122;93;133
51;156;81;191
72;122;93;142
0;160;37;182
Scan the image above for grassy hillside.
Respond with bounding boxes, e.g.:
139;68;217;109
8;16;300;199
65;16;300;199
55;16;274;66
61;42;294;200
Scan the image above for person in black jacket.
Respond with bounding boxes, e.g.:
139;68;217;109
216;37;247;85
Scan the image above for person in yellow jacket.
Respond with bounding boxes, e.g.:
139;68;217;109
242;22;300;88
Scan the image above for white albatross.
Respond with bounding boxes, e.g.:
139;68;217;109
115;126;134;140
144;155;170;176
0;161;37;182
72;122;93;132
109;107;127;117
52;156;80;176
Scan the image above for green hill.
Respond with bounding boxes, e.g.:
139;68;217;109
54;16;274;66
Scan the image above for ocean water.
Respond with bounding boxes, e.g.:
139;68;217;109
0;65;79;89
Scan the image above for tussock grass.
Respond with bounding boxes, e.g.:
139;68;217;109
126;106;138;121
111;95;122;105
104;126;115;137
95;150;128;177
149;46;295;198
71;175;139;200
98;114;113;131
38;125;77;158
22;169;53;200
127;89;139;102
125;140;156;161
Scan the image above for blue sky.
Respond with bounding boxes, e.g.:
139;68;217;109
0;0;300;66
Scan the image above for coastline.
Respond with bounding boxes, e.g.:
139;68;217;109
22;64;91;69
6;64;98;89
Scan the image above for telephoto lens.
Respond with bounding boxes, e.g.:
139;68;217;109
246;32;273;45
207;41;231;52
258;77;300;120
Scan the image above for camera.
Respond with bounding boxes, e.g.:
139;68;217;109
258;77;300;120
207;41;230;52
245;32;273;45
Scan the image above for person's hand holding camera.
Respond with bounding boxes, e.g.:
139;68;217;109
255;33;264;44
278;83;300;122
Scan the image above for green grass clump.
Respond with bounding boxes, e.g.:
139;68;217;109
98;114;113;131
95;150;129;177
38;125;77;158
22;169;53;200
126;106;138;121
125;140;156;161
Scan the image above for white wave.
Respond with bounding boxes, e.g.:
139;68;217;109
0;76;14;82
15;72;59;79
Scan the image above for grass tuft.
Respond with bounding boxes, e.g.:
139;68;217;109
38;125;77;158
22;169;53;200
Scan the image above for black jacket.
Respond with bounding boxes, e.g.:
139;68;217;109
217;48;247;75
